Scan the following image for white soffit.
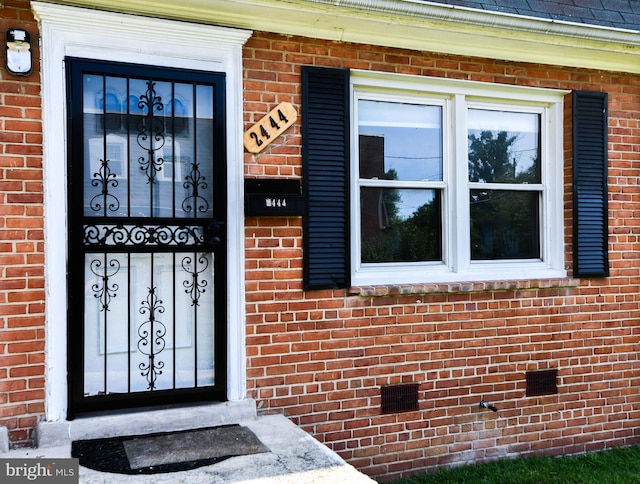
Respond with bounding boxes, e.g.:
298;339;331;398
51;0;640;73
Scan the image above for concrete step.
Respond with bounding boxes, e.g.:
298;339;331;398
36;400;257;448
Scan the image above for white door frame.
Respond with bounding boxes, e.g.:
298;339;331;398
33;1;251;421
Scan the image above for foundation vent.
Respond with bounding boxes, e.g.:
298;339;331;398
526;369;558;396
381;383;419;414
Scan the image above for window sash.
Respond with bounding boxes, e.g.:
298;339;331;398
469;189;542;260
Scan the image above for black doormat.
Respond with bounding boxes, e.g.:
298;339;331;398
71;424;269;474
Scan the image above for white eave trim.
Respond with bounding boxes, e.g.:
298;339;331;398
51;0;640;72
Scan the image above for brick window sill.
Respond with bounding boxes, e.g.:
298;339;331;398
348;278;579;297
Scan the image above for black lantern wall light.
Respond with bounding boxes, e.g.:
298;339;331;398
6;29;32;76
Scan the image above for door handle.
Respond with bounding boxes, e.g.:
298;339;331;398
204;223;222;248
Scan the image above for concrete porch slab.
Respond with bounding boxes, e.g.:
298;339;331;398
6;401;376;483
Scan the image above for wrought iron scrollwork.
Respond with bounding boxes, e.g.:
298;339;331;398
182;254;209;306
89;158;120;214
83;224;205;246
137;81;166;184
89;257;120;311
87;77;215;218
182;160;209;214
138;286;166;390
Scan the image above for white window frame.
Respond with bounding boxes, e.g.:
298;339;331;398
350;70;568;286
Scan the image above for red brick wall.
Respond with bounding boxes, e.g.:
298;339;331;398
0;0;45;448
243;32;640;480
0;2;639;475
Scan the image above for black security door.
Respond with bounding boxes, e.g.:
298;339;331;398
66;58;227;416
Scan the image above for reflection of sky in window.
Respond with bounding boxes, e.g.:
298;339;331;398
84;75;127;114
468;109;540;177
393;189;436;220
359;100;442;181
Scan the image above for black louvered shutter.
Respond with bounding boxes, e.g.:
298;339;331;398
573;91;609;277
302;66;350;290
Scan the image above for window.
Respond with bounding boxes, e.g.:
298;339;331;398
303;68;607;290
350;71;567;285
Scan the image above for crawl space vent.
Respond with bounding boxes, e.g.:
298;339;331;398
526;369;558;396
381;383;419;414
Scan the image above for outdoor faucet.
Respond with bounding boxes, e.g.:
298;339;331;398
479;399;498;412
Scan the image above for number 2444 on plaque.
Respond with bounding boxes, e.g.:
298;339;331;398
243;102;297;154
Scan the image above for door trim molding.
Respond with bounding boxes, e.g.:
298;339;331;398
33;1;252;421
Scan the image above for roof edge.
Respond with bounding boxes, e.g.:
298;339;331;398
323;0;640;44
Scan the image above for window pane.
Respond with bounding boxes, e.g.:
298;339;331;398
470;190;540;260
361;188;441;262
83;74;129;217
468;110;540;184
359;100;442;182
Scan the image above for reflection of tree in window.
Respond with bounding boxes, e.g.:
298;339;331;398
468;130;539;184
361;187;441;263
468;130;540;260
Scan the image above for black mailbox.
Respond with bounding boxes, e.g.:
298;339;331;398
244;179;303;216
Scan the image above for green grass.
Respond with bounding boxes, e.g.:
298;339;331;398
393;445;640;484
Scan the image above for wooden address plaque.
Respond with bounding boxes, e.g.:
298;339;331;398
243;102;297;154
